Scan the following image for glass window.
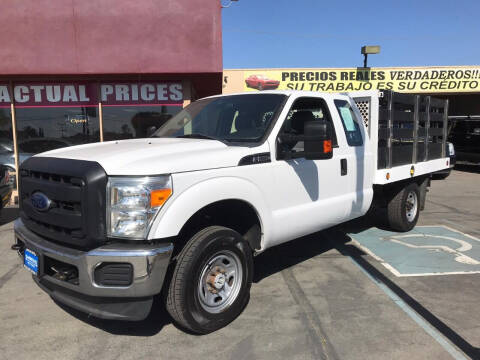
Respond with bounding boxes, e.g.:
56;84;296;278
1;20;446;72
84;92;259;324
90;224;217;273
277;97;337;159
0;108;15;187
153;94;286;143
15;107;100;162
334;100;363;146
102;105;182;141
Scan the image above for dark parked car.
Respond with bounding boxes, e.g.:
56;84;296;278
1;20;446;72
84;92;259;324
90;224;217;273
448;118;480;163
432;142;456;180
0;165;13;211
245;74;280;91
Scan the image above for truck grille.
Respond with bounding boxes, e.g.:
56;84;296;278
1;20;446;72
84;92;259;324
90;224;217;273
19;157;107;250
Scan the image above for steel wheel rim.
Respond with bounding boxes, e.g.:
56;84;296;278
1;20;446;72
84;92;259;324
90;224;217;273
197;250;243;314
405;191;418;222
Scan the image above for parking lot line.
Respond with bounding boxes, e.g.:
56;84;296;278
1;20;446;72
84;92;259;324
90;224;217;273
325;234;470;360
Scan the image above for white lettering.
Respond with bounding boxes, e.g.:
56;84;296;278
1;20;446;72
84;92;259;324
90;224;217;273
0;86;11;103
46;86;61;102
78;85;90;102
170;83;183;101
131;84;139;101
157;84;168;100
115;85;129;101
62;86;78;102
30;85;45;103
140;84;155;101
101;85;114;102
14;86;29;103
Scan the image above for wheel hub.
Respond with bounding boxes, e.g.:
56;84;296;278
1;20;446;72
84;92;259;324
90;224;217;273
197;251;243;313
206;266;227;293
405;191;418;222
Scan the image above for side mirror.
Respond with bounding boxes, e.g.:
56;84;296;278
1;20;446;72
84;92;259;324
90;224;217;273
304;120;333;160
146;126;158;137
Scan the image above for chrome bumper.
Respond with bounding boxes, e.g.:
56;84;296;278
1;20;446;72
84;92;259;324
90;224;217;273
14;218;173;320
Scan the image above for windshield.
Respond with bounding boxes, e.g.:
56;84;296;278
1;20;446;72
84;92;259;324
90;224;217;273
152;94;286;143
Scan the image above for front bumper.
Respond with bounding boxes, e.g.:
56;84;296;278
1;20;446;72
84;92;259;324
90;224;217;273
14;218;173;321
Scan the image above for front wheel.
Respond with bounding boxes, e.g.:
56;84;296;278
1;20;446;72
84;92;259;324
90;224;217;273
387;182;420;232
166;226;253;334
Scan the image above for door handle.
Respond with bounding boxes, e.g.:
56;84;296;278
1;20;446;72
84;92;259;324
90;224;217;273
341;158;347;176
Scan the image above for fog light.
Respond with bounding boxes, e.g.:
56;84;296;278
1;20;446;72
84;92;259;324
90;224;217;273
94;263;133;287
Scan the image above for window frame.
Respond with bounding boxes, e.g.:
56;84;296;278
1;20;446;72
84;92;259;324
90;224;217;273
276;96;339;160
334;99;364;147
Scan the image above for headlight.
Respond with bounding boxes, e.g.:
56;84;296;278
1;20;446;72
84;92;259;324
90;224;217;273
448;142;455;156
107;176;172;239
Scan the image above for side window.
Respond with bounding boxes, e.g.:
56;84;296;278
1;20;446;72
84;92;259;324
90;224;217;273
277;97;338;159
334;100;363;146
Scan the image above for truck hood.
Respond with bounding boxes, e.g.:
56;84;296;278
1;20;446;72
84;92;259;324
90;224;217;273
38;138;261;175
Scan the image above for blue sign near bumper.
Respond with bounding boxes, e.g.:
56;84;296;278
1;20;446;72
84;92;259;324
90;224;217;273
24;248;39;275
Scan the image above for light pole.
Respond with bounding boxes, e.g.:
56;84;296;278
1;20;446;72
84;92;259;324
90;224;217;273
361;45;381;68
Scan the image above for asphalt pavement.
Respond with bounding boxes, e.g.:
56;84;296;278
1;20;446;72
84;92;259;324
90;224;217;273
0;167;479;360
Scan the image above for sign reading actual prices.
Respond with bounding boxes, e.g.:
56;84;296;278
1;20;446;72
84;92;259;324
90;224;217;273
224;66;480;94
0;82;183;107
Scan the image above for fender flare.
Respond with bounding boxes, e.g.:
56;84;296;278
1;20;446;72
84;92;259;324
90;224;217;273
148;176;271;248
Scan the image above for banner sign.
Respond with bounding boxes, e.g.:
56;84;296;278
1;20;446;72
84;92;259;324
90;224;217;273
0;82;183;107
240;66;480;94
101;83;183;106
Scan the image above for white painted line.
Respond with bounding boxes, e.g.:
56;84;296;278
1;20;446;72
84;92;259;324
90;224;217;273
343;251;468;360
381;270;480;278
349;238;386;262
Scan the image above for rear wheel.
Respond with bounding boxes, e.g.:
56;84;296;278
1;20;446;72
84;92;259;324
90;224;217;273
387;182;420;232
166;226;253;334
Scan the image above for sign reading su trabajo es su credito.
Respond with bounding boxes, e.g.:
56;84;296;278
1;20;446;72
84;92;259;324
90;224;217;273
241;66;480;94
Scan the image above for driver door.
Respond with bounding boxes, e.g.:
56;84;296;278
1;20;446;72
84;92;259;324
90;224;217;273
268;96;351;246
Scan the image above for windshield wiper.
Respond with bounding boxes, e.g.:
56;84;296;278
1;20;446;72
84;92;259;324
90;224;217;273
176;133;219;141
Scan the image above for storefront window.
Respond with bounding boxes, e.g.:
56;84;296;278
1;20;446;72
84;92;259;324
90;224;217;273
102;105;182;141
0;107;14;187
15;107;100;162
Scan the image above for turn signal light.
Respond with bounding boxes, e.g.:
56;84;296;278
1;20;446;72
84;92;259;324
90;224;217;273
323;140;332;153
150;189;172;208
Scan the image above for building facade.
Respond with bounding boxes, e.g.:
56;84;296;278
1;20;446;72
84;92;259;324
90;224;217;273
0;0;223;197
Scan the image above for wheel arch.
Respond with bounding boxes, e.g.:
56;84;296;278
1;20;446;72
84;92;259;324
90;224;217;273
148;177;270;251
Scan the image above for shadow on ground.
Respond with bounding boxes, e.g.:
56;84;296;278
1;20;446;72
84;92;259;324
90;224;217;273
40;211;480;358
454;163;480;174
55;295;172;336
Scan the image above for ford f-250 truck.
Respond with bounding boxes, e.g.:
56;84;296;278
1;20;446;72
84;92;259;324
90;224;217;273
13;90;450;334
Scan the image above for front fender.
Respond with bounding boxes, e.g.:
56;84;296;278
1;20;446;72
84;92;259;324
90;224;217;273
148;176;271;248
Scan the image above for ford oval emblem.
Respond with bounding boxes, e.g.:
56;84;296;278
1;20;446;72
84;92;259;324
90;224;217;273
31;192;51;212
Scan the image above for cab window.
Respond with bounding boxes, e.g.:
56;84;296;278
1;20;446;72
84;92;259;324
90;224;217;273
334;100;363;146
277;97;338;159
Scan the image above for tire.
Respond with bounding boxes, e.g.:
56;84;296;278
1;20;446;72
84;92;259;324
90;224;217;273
387;182;420;232
257;83;263;91
166;226;253;334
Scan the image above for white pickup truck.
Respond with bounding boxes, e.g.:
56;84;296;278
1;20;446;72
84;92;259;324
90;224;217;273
13;90;450;334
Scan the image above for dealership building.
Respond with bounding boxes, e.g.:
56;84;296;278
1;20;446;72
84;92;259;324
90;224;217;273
0;0;222;199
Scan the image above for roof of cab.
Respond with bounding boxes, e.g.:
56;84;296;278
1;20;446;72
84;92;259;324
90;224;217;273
202;90;347;100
